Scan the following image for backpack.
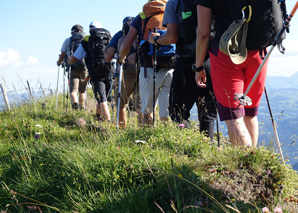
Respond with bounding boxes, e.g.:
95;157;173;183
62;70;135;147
88;28;112;76
226;0;285;51
175;0;198;56
140;0;167;41
67;32;87;72
139;0;173;68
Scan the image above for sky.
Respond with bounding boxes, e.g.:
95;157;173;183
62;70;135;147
0;0;298;92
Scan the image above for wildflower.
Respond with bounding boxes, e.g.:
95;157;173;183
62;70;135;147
178;123;185;129
178;174;182;178
262;207;270;213
203;137;207;141
245;153;249;157
135;140;146;144
35;124;42;128
273;207;282;213
231;198;235;202
116;175;120;178
217;147;222;151
40;163;43;166
34;132;41;140
267;170;272;175
187;137;191;140
76;118;86;127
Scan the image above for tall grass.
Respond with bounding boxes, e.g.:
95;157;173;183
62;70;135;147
0;93;298;212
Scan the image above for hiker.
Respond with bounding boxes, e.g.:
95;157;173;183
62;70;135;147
194;0;284;147
68;21;114;122
147;0;217;141
104;16;142;128
118;0;174;126
57;24;88;110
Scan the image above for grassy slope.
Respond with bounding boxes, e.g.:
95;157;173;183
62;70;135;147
0;95;298;213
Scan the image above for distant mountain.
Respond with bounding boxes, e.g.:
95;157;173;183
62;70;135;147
293;163;298;172
265;72;298;89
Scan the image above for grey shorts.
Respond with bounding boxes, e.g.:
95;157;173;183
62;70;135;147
69;70;88;93
139;67;173;117
115;65;140;109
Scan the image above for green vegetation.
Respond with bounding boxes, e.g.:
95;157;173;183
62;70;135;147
1;94;298;212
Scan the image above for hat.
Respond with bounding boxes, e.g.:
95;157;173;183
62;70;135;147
89;21;102;29
71;24;83;33
123;16;133;24
219;18;248;65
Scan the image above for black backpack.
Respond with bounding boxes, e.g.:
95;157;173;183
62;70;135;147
226;0;285;51
175;0;197;56
68;32;87;72
175;0;213;58
88;28;112;76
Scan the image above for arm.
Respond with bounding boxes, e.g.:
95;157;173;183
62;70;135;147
68;43;85;64
119;26;138;63
104;46;117;62
148;23;179;45
57;51;66;66
195;5;212;88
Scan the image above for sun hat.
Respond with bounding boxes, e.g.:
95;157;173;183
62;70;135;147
219;18;248;65
89;21;102;29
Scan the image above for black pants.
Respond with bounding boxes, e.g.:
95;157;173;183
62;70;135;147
169;57;217;141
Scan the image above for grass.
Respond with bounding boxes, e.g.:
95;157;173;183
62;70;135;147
0;92;298;212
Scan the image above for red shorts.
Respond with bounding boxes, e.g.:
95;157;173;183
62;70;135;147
210;50;268;121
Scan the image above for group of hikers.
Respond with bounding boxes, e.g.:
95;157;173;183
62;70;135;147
57;0;289;148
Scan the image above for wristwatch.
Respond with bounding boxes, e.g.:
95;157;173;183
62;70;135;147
192;64;204;72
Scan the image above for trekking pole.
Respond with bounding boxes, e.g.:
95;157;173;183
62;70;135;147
63;63;66;108
264;88;285;162
152;27;157;126
116;63;123;130
234;0;298;106
55;65;60;111
66;66;71;113
107;66;114;123
264;88;284;160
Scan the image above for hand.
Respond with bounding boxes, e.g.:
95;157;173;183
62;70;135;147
148;32;160;44
195;70;207;88
56;60;60;66
117;56;125;65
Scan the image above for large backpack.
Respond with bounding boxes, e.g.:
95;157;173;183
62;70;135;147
139;0;175;68
88;28;112;76
67;32;87;72
226;0;285;51
140;0;167;41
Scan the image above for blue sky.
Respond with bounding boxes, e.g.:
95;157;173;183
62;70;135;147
0;0;298;91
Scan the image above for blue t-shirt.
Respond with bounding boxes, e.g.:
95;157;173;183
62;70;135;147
107;31;123;48
131;15;143;38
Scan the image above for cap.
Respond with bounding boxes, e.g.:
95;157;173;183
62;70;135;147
71;24;83;33
122;16;133;24
219;18;248;65
89;21;102;29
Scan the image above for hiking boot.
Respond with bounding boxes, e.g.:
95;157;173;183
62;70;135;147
72;103;79;110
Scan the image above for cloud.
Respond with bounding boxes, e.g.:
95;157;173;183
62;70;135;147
0;48;39;67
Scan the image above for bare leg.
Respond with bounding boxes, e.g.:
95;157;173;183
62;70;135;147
70;92;78;104
119;108;127;128
244;116;259;147
79;92;85;108
225;117;252;147
101;101;111;121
